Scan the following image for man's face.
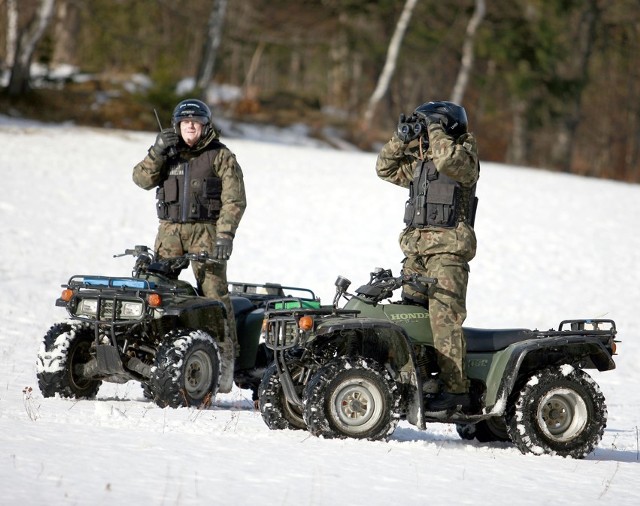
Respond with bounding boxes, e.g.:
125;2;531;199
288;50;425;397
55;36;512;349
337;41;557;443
179;120;204;147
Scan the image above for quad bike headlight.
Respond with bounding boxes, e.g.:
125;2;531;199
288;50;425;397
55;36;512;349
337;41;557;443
120;301;143;318
77;298;98;315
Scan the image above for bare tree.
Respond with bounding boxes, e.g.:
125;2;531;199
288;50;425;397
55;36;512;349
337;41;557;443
51;0;80;66
450;0;486;104
5;0;19;69
6;0;57;96
362;0;419;127
196;0;228;93
551;0;600;172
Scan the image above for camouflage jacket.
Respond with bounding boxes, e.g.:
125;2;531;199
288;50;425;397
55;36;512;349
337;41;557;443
133;129;246;238
376;123;479;260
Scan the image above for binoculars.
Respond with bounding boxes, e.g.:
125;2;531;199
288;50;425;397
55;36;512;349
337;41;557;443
397;114;427;143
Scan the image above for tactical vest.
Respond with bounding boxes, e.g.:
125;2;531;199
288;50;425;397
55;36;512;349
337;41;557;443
155;144;223;223
403;160;478;228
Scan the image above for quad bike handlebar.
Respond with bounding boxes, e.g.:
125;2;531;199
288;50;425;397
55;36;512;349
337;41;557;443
115;245;222;278
333;267;437;306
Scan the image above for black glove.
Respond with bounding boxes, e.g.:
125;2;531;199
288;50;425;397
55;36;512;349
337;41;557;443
150;128;179;158
213;236;233;261
397;113;423;143
420;111;448;129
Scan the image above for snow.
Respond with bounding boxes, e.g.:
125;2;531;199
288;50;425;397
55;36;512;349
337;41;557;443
1;116;640;505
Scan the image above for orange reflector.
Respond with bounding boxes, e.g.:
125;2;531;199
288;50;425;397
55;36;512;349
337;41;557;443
612;341;617;354
60;289;74;302
298;315;314;331
147;293;162;307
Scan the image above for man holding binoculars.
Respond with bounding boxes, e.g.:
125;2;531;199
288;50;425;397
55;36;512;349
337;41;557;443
376;101;480;412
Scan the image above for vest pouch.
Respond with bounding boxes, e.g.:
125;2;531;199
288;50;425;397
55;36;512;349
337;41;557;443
412;195;429;227
426;184;457;227
155;187;168;219
156;177;182;221
404;199;416;226
167;203;181;221
164;177;180;202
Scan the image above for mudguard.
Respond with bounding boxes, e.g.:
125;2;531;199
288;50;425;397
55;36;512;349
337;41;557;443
483;335;616;414
165;298;235;391
312;317;426;428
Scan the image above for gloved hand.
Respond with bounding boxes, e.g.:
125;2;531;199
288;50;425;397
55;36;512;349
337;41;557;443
420;111;448;129
213;235;233;261
150;128;179;158
397;113;421;143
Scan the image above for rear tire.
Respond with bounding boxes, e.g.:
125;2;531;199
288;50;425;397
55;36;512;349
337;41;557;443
506;365;606;458
36;322;102;399
258;361;307;430
303;357;398;440
149;329;221;408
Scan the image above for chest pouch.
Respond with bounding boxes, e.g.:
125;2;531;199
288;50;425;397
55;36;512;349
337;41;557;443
156;174;182;221
404;160;459;228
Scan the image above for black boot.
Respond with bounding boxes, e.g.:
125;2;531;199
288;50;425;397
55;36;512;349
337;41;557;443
426;392;471;411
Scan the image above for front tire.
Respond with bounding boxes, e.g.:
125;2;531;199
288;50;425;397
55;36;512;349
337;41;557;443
258;361;307;431
506;365;606;458
303;357;399;441
36;322;102;399
149;329;221;408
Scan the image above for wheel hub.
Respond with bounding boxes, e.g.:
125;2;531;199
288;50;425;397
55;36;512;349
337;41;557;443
184;350;213;396
343;393;368;419
537;387;588;442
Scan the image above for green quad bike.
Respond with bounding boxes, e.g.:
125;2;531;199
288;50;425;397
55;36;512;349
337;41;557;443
258;268;618;458
36;245;318;408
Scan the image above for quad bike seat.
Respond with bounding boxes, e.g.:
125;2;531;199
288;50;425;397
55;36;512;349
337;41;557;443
231;296;256;316
463;327;535;352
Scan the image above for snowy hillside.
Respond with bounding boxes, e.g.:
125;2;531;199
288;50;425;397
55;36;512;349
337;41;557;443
1;118;639;505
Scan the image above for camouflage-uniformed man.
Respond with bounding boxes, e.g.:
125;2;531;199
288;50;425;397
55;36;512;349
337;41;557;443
376;101;479;412
133;98;246;357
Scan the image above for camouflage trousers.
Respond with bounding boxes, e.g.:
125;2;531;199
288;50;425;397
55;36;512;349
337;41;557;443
154;221;238;357
401;252;471;394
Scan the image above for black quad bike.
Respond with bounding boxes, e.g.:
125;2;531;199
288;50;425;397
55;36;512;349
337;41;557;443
36;245;318;408
258;268;618;458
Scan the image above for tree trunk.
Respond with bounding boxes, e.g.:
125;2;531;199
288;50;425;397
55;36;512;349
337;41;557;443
52;0;80;66
327;12;350;110
450;0;486;104
362;0;419;127
507;97;528;166
552;0;600;172
196;0;229;92
7;0;57;96
242;40;266;93
5;0;19;69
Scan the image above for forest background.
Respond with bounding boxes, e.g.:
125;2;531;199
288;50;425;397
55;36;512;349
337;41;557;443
1;0;639;182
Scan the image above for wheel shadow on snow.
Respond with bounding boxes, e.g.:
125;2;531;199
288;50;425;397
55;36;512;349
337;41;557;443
391;426;640;463
390;425;513;453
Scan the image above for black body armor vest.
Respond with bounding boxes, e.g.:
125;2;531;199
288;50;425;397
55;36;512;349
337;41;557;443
403;160;478;229
155;143;223;223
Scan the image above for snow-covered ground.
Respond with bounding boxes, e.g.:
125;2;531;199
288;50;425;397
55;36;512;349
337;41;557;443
1;117;639;505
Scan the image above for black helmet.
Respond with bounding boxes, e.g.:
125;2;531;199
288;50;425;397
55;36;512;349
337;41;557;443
414;101;468;139
172;98;212;130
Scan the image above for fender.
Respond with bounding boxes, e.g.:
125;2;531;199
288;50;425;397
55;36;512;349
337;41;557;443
164;298;235;392
312;317;427;429
483;335;616;414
